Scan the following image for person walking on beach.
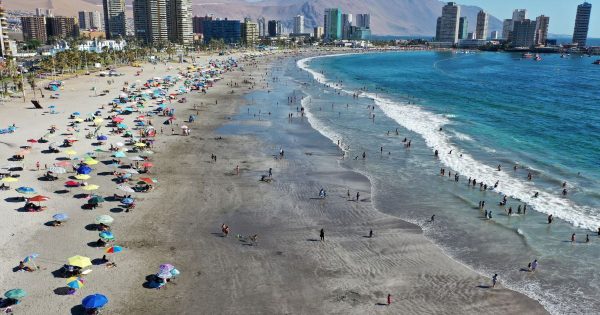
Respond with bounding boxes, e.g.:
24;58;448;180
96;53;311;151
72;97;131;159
531;259;538;272
320;228;325;242
356;192;360;201
369;229;373;238
387;294;391;306
492;274;498;288
430;214;435;223
268;168;272;178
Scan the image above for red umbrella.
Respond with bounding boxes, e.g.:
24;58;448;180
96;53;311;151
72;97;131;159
139;177;154;185
55;161;72;167
28;195;49;202
112;117;124;123
65;181;80;187
142;162;153;168
27;139;38;143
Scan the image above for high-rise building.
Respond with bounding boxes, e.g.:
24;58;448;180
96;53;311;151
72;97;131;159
257;17;266;37
0;1;13;57
78;11;103;30
512;9;527;22
103;0;126;39
167;0;193;45
476;10;488;40
46;16;79;39
502;9;527;41
267;20;282;37
435;17;442;40
458;17;468;40
133;0;168;45
313;26;323;39
534;15;549;46
193;15;212;34
355;13;370;29
438;2;460;43
21;16;47;42
324;8;342;41
490;30;499;40
341;13;352;40
512;19;536;47
202;19;241;44
502;19;512;40
241;21;258;46
573;2;592;47
293;15;304;34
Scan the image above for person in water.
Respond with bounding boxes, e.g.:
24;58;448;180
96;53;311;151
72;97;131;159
548;214;553;224
571;233;576;243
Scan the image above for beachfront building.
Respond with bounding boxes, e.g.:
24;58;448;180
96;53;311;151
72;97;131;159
476;10;488;40
202;19;241;45
46;16;79;40
293;15;304;34
257;17;266;38
573;2;592;47
21;16;47;43
458;17;468;39
355;13;370;29
324;8;342;42
0;1;14;57
534;15;549;46
77;39;127;53
490;30;499;40
349;26;371;40
341;13;352;40
193;15;212;36
133;0;168;45
241;20;258;46
167;0;193;45
512;19;536;47
103;0;126;39
502;9;527;41
267;20;282;37
78;11;103;31
313;26;323;40
437;2;461;44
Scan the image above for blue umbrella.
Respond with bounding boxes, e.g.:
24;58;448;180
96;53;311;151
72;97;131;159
72;112;81;116
16;187;36;194
121;198;134;205
77;165;92;175
97;135;108;141
52;213;69;221
48;105;56;109
116;123;128;129
82;293;108;309
99;231;114;240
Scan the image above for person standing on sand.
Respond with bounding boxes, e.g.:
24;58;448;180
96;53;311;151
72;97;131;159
430;214;435;223
356;192;360;201
492;274;498;288
320;228;325;242
387;294;391;305
369;229;373;238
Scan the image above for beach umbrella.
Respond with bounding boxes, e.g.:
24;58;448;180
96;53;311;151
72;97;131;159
133;142;146;147
83;159;99;166
99;231;114;241
1;177;18;183
124;169;139;175
23;253;39;263
112;117;124;123
180;125;188;129
27;139;38;143
121;198;134;205
95;215;114;225
47;166;66;174
55;161;72;167
67;255;92;268
66;277;85;289
105;246;122;254
74;174;91;181
115;142;125;147
4;289;26;300
117;185;135;193
142;162;153;168
93;118;104;125
82;294;108;309
159;264;174;273
77;165;92;175
53;213;69;221
139;177;156;185
129;156;144;161
65;180;79;187
28;195;49;202
97;135;108;141
16;187;36;195
72;112;81;116
170;268;180;278
82;184;99;191
116;123;128;129
74;118;84;123
156;271;173;279
88;196;105;204
65;149;77;156
113;151;126;158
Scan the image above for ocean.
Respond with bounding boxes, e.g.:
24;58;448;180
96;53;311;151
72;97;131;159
293;51;600;314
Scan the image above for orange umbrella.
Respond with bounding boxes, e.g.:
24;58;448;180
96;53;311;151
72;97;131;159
28;195;49;202
55;161;72;167
138;177;154;185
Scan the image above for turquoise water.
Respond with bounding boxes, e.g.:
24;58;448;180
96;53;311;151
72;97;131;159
297;51;600;314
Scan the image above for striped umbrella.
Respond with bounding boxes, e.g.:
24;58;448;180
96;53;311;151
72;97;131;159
66;277;85;289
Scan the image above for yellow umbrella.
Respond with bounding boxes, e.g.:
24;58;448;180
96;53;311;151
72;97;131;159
75;174;91;180
81;184;99;191
93;118;104;124
134;143;146;147
74;118;84;123
83;159;99;166
1;177;18;183
67;255;92;268
65;150;77;156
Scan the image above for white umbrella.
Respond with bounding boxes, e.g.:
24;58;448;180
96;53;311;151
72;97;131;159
47;167;66;174
180;125;188;129
125;169;139;174
117;185;135;193
115;142;125;147
129;156;144;161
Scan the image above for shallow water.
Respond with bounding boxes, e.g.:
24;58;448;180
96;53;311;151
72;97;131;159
293;52;600;315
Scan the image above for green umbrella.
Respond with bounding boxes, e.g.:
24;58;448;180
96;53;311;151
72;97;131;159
88;196;105;205
95;215;114;225
5;289;27;300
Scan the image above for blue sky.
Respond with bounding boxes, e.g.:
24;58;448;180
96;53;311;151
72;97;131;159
459;1;598;37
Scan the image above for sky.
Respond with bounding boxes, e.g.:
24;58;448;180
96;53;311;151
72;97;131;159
458;0;598;37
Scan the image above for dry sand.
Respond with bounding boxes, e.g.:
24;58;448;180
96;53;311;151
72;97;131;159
0;50;548;314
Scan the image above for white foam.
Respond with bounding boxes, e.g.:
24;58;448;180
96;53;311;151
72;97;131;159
297;54;600;232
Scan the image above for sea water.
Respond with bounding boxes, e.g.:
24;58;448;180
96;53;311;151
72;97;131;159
292;51;600;315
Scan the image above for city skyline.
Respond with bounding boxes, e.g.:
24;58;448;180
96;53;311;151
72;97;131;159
460;0;599;37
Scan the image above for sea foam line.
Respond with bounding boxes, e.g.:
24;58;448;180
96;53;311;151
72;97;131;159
297;54;600;232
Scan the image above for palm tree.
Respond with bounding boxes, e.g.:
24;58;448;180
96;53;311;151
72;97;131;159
27;72;37;100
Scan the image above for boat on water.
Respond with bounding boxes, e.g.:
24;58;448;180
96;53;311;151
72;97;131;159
522;52;533;58
593;60;600;65
534;54;542;61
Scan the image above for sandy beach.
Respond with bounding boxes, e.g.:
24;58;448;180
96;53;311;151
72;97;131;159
0;49;548;314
